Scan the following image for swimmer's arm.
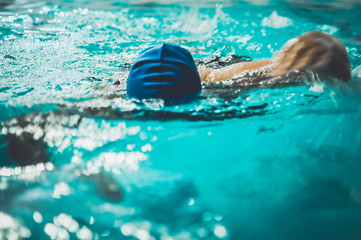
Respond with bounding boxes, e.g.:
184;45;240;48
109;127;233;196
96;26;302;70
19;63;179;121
198;59;274;82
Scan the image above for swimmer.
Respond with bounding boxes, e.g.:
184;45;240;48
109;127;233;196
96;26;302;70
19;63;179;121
199;31;351;83
127;31;351;100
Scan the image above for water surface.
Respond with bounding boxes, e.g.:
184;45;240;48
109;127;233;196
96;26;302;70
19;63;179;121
1;0;361;239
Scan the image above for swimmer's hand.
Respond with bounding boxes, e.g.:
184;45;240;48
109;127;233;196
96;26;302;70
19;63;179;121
82;171;123;202
271;31;351;81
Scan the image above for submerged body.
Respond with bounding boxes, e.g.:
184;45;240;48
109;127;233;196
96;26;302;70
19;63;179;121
2;31;353;166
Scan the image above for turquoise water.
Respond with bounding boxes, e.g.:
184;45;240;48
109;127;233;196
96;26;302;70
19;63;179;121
1;0;361;239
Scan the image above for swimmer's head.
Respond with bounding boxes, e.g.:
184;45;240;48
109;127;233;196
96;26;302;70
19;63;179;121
127;44;201;101
273;31;351;81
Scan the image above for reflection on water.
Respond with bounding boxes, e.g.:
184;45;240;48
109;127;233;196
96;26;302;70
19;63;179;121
1;0;361;9
285;0;361;9
0;0;45;11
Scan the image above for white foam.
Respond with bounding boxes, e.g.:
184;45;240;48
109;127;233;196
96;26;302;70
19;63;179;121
261;11;293;28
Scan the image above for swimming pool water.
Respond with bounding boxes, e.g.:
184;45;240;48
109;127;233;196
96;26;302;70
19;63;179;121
1;0;361;239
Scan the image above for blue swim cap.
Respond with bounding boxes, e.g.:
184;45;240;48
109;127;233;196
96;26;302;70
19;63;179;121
127;44;201;100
